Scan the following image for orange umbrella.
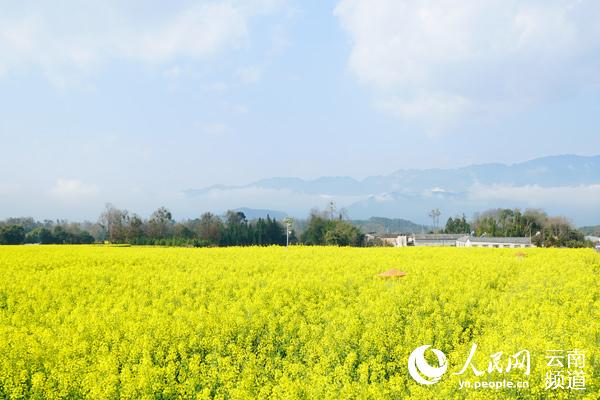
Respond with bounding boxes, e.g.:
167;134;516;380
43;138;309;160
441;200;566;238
377;269;407;278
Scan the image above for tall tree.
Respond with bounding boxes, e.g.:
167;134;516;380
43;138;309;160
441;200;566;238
98;204;129;243
197;212;223;245
222;211;249;246
147;207;173;239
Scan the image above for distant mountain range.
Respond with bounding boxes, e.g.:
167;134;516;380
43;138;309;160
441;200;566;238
185;155;600;225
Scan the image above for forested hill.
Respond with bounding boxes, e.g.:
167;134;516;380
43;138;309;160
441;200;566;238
351;217;426;234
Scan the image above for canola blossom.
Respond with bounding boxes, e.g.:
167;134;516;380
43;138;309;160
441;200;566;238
0;245;598;399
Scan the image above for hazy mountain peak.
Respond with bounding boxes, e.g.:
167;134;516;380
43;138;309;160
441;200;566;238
186;155;600;225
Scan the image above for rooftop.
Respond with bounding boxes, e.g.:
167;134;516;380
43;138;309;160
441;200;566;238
413;234;466;240
457;236;532;244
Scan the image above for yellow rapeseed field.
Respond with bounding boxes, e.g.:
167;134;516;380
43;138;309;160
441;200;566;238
0;245;598;399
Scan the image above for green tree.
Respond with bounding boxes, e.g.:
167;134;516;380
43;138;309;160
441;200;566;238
301;209;364;246
222;211;250;246
0;225;25;245
126;214;145;243
444;214;471;234
301;210;329;245
324;220;363;246
197;212;223;245
147;207;173;239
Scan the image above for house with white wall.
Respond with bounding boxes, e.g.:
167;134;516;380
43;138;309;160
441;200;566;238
456;236;533;248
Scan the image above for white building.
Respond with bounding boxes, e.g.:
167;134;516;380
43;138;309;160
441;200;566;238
367;233;536;248
377;234;408;247
585;235;600;244
411;234;465;247
456;236;534;248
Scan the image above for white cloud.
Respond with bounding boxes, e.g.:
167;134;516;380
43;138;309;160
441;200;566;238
372;193;394;203
49;179;99;203
0;1;288;84
334;0;600;129
469;183;600;208
121;2;248;62
375;93;472;134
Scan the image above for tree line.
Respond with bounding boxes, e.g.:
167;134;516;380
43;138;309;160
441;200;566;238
0;205;592;248
0;218;95;245
0;204;363;247
97;204;293;246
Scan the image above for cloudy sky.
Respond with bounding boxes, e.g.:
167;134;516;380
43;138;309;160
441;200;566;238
1;0;599;220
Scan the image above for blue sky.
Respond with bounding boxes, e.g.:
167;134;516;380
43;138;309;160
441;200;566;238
1;0;600;220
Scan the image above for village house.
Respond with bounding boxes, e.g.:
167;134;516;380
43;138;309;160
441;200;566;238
365;234;408;247
411;233;465;247
584;235;600;244
456;236;533;248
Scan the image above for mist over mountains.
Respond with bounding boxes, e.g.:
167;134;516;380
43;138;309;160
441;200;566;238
185;155;600;225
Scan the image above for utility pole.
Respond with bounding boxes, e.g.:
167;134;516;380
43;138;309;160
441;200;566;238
283;217;293;247
428;209;441;233
328;201;335;220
